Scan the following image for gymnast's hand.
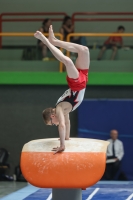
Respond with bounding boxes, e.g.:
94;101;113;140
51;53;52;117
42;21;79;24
52;145;65;154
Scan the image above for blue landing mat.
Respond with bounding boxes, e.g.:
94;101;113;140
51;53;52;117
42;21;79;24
1;181;133;200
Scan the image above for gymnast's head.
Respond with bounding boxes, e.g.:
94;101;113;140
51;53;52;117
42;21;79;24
42;108;59;126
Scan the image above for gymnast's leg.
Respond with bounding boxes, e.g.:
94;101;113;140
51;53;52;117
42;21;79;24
48;25;90;70
34;31;79;79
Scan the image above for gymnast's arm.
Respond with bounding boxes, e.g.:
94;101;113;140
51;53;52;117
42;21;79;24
53;106;66;153
64;114;70;140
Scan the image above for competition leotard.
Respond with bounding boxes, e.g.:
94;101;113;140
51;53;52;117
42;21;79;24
56;88;85;112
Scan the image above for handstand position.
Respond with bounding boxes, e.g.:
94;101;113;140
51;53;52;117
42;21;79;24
34;25;90;153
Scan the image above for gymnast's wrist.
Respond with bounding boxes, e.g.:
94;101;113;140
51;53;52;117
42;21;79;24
60;144;65;149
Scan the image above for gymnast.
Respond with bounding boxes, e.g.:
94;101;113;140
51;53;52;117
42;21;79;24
34;25;90;153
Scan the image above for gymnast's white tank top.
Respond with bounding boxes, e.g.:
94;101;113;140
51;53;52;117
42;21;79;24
56;88;85;112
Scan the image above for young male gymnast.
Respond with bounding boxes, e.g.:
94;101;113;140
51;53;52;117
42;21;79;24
34;25;90;153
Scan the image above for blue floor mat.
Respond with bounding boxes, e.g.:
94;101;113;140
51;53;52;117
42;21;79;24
1;181;133;200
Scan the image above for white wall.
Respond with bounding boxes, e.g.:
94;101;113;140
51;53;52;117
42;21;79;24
0;0;133;46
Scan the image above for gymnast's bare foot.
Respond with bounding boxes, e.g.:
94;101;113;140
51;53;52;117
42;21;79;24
34;31;47;44
48;25;56;45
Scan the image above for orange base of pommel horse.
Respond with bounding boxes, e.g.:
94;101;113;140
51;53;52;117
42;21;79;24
20;138;109;200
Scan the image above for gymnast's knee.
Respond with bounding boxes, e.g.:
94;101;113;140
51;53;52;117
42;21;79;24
81;46;89;52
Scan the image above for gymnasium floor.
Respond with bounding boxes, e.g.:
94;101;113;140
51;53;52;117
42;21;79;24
0;181;133;200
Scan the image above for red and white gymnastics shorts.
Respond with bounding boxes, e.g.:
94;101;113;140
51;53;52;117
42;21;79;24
66;69;89;91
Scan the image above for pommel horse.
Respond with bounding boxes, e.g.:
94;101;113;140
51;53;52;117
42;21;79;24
21;138;109;200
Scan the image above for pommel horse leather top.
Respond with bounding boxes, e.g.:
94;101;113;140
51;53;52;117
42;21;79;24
21;138;109;188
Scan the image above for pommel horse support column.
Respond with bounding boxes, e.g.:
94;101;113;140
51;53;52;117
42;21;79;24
21;138;109;200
